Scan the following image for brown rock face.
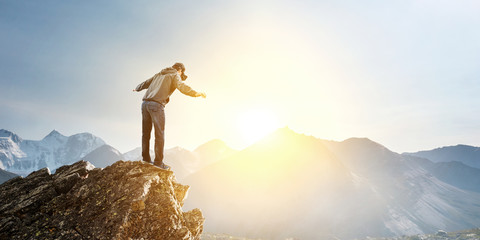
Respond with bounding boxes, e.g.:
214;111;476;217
0;160;204;239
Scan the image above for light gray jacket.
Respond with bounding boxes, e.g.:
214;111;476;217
135;68;198;105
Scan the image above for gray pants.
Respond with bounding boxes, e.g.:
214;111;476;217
141;101;165;165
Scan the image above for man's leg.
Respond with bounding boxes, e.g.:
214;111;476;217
149;102;167;168
141;101;152;163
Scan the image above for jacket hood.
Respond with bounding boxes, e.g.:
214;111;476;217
160;67;177;75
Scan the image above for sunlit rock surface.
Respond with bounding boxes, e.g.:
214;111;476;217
0;160;204;239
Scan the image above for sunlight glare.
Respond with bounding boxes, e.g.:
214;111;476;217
237;109;280;146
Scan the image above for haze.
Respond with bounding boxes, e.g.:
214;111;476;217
1;0;479;153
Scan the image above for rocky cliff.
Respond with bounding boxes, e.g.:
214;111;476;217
0;160;204;239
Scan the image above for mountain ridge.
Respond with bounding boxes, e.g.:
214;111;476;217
3;127;480;239
184;128;480;239
0;168;17;184
404;144;480;169
0;129;108;175
123;138;237;180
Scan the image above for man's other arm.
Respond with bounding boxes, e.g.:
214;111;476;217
133;73;157;92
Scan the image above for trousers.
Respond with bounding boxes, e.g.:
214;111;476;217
141;101;165;165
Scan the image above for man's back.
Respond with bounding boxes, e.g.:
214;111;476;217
142;71;175;104
135;67;198;105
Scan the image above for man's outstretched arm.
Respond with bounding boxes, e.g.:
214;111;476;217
173;75;206;98
133;74;157;92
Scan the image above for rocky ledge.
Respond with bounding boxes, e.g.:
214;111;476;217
0;160;204;239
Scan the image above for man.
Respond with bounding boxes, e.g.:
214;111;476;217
133;62;206;170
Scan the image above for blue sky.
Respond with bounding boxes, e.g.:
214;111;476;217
1;0;479;153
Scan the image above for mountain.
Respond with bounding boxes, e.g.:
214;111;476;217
404;144;480;169
123;147;197;180
193;139;237;168
0;168;18;184
0;131;25;169
123;147;145;161
184;128;359;239
322;137;480;236
4;127;480;239
82;144;123;168
403;155;480;193
0;129;108;175
364;227;480;240
123;139;237;180
184;128;480;239
0;160;204;239
0;129;22;143
165;147;199;180
321;137;407;179
204;227;480;240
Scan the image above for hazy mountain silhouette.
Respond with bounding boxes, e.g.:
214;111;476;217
193;139;237;168
405;145;480;169
185;128;370;239
322;137;480;236
403;155;480;193
165;147;199;180
82;144;123;168
123;139;237;180
0;168;17;184
321;137;406;178
184;128;480;239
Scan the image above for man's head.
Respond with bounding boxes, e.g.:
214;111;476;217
172;62;188;81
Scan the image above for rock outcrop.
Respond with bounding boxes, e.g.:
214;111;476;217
0;160;204;239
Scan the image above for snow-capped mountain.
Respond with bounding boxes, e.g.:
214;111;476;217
0;129;107;175
0;130;25;169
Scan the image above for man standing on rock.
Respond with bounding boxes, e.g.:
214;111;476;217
133;62;206;170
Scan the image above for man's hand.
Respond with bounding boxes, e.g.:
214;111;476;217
196;92;206;98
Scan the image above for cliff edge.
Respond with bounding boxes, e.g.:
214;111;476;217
0;160;204;239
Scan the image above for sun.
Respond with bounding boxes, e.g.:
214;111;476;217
237;109;280;146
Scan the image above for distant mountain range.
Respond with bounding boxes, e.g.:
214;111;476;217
0;168;17;184
0;129;106;176
123;139;237;180
183;127;480;239
203;227;480;240
404;145;480;169
0;129;236;180
1;127;480;239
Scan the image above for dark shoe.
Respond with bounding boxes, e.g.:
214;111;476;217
154;162;171;170
162;164;171;170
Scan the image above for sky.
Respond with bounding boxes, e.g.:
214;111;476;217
1;0;479;153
